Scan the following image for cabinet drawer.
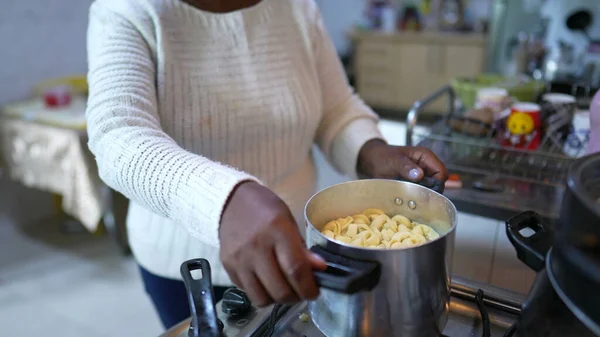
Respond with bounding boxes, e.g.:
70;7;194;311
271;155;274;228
356;42;399;69
357;78;396;108
444;45;485;77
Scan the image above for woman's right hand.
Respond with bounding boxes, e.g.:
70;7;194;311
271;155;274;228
219;182;327;306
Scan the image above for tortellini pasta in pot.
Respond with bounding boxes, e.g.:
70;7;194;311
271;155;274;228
320;209;440;249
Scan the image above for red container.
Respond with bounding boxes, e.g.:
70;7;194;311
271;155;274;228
43;85;72;108
503;102;542;150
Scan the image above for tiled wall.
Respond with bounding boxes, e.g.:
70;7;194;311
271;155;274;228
0;0;94;105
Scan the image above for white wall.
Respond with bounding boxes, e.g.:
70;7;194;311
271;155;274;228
1;0;362;104
316;0;365;54
541;0;600;59
315;0;493;55
0;0;94;105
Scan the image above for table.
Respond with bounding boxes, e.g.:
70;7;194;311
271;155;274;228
0;96;130;254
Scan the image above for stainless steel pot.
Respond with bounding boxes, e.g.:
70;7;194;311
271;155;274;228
304;179;457;337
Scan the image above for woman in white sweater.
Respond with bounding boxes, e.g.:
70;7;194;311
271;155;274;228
86;0;447;329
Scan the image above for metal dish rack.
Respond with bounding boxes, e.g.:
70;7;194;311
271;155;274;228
406;86;590;218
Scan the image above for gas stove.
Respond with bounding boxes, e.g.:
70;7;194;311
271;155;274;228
161;276;524;337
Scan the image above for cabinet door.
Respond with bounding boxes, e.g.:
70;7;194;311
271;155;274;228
355;39;486;113
427;44;486;114
424;44;450;114
355;42;399;108
394;44;431;110
444;45;485;78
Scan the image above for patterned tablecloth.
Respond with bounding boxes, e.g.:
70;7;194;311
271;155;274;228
0;97;104;231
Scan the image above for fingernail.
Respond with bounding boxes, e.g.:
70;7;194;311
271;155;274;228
311;253;326;264
409;169;420;181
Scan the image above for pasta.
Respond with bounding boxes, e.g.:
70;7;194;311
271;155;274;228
320;209;440;249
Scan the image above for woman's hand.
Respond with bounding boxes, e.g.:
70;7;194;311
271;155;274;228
219;182;327;307
357;139;448;182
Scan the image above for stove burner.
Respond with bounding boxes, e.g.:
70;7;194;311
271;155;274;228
503;324;517;337
259;288;512;337
476;289;492;337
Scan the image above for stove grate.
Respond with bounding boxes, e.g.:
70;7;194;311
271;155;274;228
260;288;516;337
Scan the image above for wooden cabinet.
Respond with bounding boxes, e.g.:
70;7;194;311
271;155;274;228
352;31;487;114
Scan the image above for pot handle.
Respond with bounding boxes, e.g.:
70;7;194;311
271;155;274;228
180;259;223;337
310;245;381;294
506;211;554;272
358;174;445;194
414;177;445;194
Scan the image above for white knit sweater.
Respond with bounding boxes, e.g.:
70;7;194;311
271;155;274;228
86;0;383;284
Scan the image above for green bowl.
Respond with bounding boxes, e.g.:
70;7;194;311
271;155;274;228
451;74;545;109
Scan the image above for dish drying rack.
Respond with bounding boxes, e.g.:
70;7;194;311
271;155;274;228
406;86;589;188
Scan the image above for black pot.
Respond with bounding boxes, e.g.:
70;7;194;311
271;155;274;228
506;154;600;337
555;153;600;333
557;153;600;258
506;212;598;337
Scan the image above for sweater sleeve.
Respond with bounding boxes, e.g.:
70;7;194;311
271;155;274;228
86;3;259;245
311;7;384;179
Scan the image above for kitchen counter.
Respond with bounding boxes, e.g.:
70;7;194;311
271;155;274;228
378;119;561;222
349;30;487;46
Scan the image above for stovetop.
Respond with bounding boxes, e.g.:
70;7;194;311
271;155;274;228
162;276;525;337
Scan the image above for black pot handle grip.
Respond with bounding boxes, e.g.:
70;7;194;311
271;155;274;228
358;174;445;194
506;211;554;272
393;176;444;194
414;177;445;194
180;259;223;337
310;245;381;294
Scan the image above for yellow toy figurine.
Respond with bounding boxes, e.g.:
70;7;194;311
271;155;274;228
503;103;542;150
507;112;535;135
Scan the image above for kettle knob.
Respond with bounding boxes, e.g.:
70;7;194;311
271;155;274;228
221;288;252;316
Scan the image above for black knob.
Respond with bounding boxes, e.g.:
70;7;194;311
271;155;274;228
221;288;252;316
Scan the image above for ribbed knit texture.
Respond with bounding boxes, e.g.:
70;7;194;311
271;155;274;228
86;0;383;283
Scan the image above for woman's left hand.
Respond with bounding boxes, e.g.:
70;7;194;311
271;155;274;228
357;139;448;182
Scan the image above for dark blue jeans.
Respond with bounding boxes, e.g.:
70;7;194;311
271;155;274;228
139;266;230;329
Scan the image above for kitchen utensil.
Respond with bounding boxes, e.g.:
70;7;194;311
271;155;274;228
181;259;224;337
447;115;492;137
506;153;600;337
563;110;591;157
544;40;578;82
438;0;465;32
589;89;600;154
304;179;457;337
556;153;600;263
506;32;530;76
566;10;593;41
398;5;421;31
451;75;544;110
43;85;72;108
472;177;504;193
540;93;577;144
506;213;598;337
476;87;510;112
367;0;391;30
